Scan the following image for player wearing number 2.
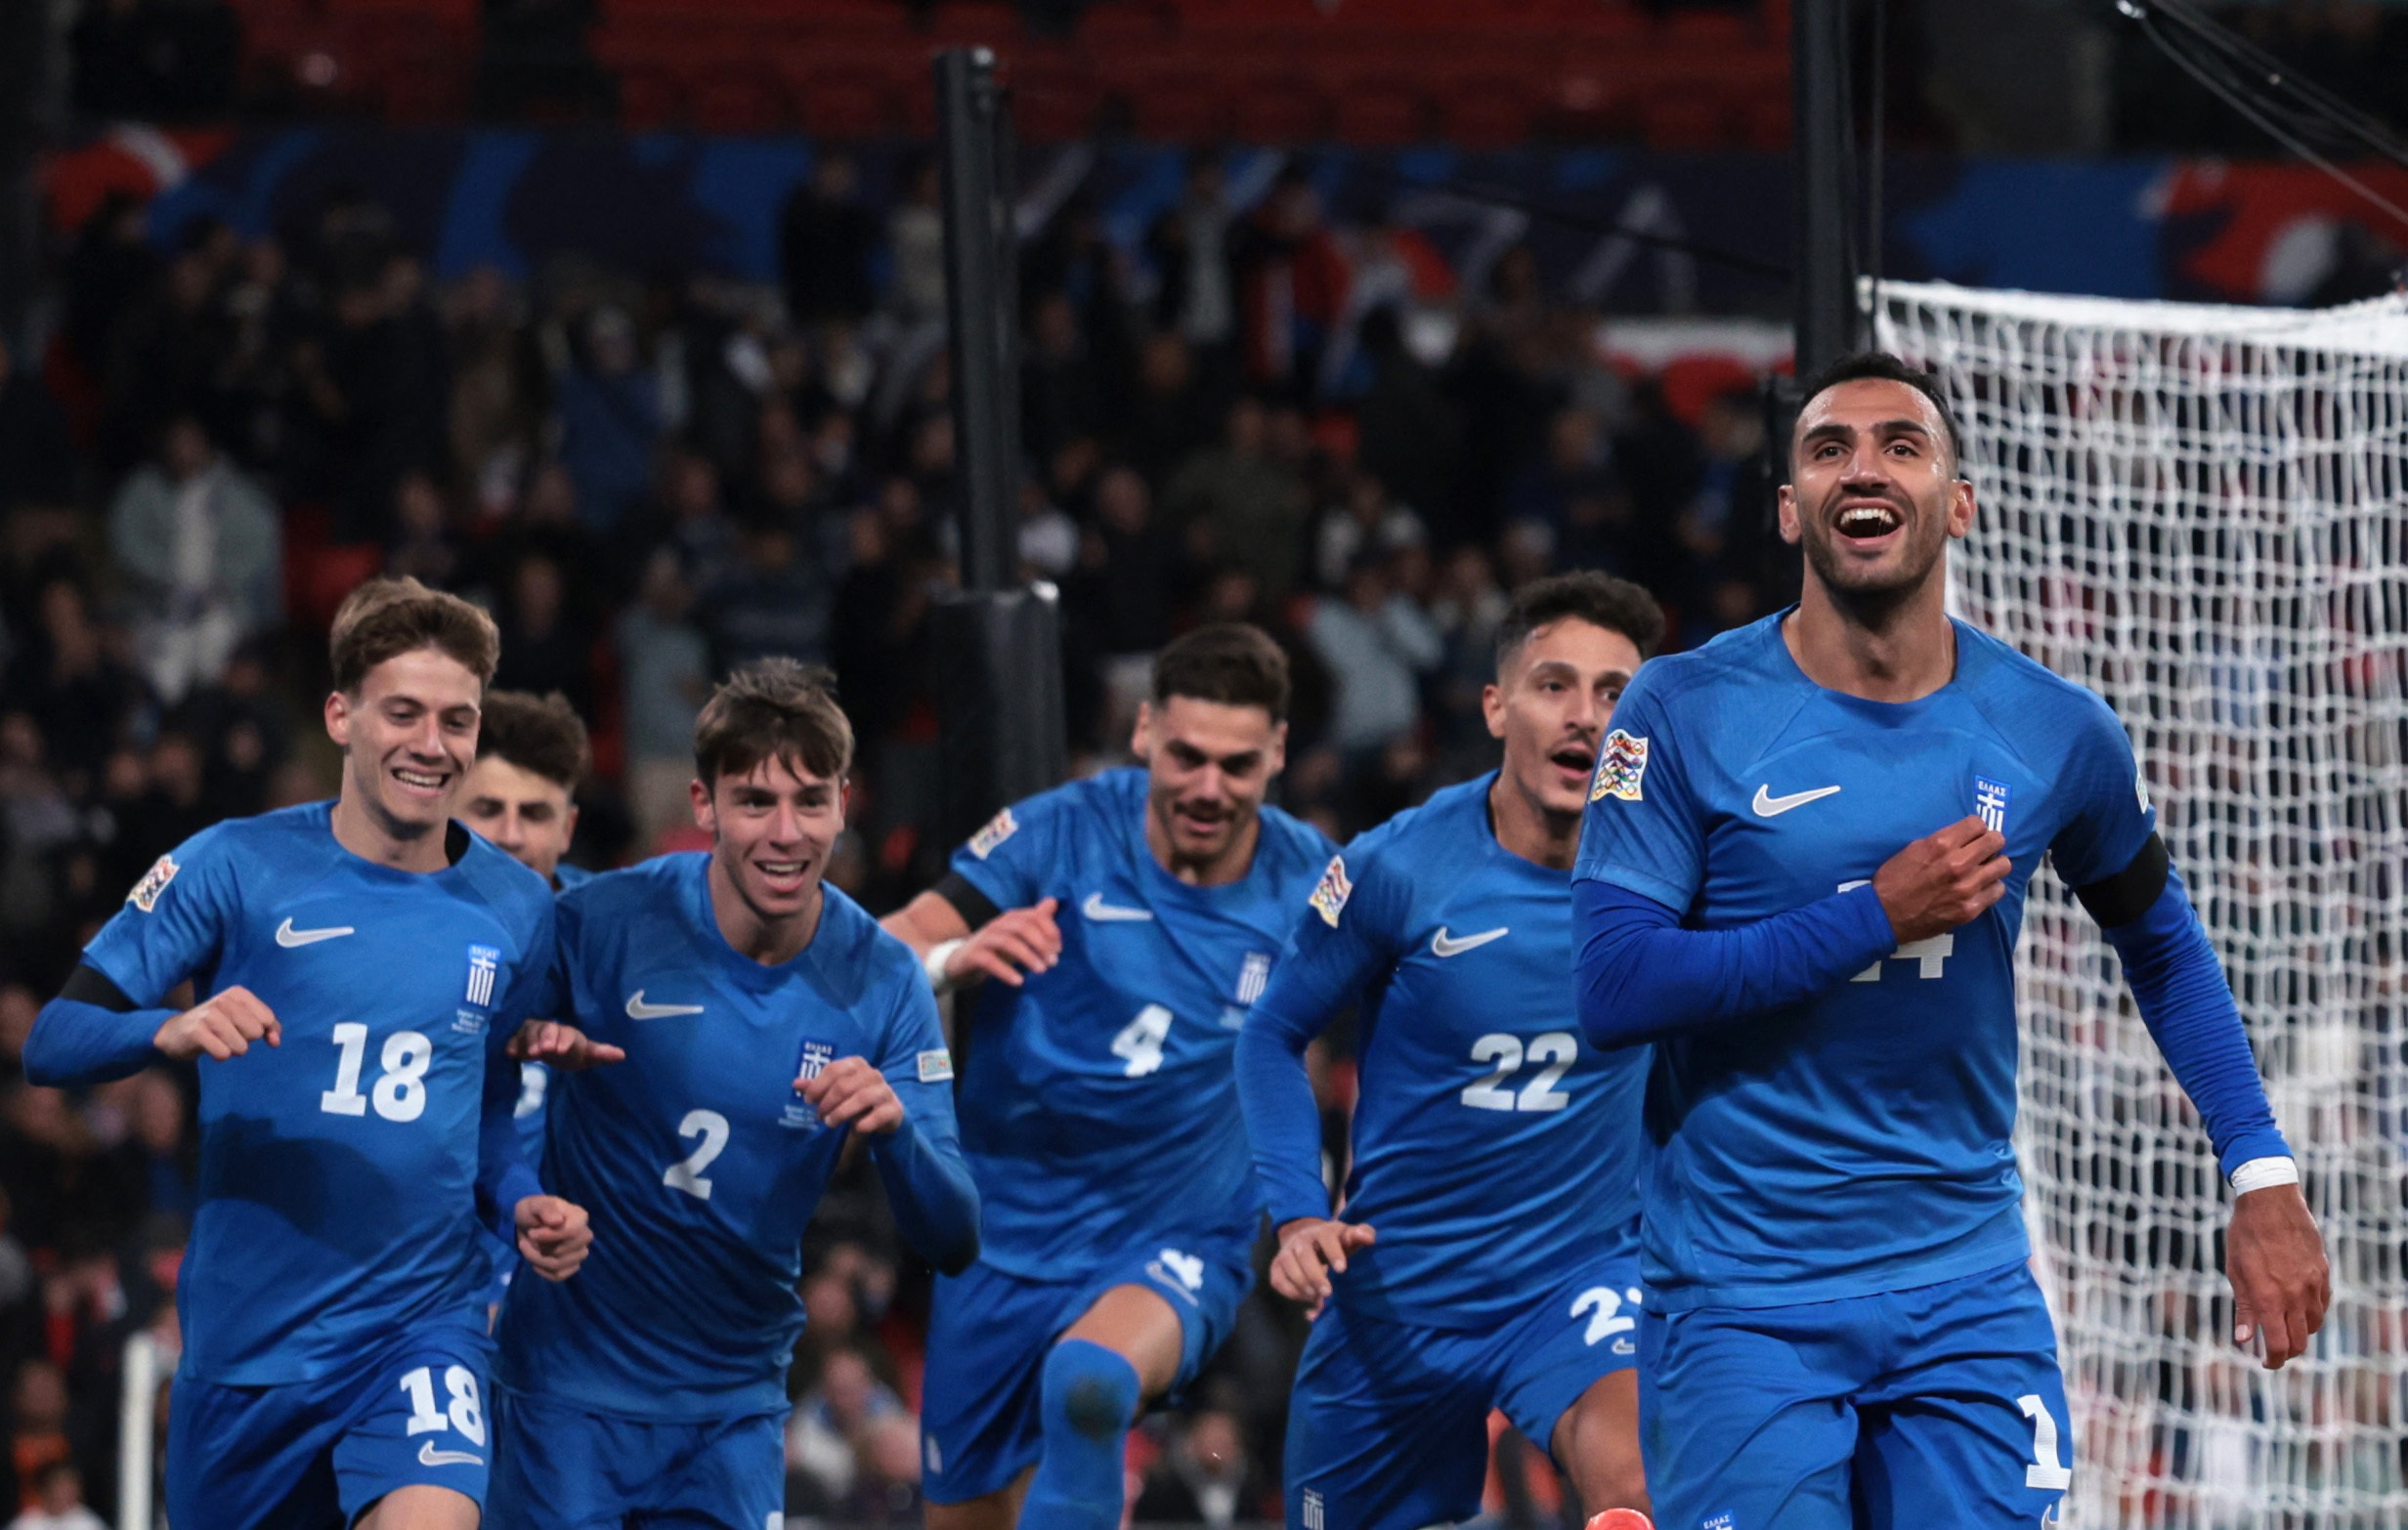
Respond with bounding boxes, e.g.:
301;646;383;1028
882;624;1334;1530
23;576;590;1530
1573;353;2331;1527
1237;573;1663;1530
488;659;980;1529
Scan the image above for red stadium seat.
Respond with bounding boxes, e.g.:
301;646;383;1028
1440;79;1539;149
1331;75;1429;147
1230;76;1330;145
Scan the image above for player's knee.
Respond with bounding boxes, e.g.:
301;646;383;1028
1041;1339;1140;1441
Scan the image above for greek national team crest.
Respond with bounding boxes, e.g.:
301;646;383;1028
1974;776;2012;834
1236;952;1271;1004
784;1040;838;1128
1591;730;1650;802
464;944;500;1007
1309;857;1353;927
128;854;179;913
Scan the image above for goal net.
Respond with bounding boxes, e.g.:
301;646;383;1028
1877;281;2408;1527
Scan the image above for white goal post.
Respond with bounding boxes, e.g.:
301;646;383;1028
1878;281;2408;1526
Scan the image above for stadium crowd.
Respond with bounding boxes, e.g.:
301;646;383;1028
0;143;1808;1525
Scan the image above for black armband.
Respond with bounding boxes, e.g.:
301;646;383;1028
58;963;138;1012
2075;832;2171;930
932;871;1003;930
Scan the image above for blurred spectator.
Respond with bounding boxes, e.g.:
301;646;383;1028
493;553;593;719
706;513;838;672
5;1461;104;1530
785;1346;907;1510
553;306;662;533
2;579;148;791
780;154;879;329
107;416;281;704
616;548;710;851
885;159;947;328
1313;471;1427;593
841;1415;924;1525
1134;1409;1256;1528
1162;396;1310;609
475;0;612;120
1305;549;1442;759
6;1362;69;1512
1147;154;1239;365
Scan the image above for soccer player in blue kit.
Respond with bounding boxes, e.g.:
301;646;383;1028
882;624;1335;1530
1572;354;2332;1527
1237;572;1664;1530
487;659;981;1529
22;577;594;1530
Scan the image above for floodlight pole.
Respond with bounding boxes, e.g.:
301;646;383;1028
931;47;1066;855
1792;0;1857;375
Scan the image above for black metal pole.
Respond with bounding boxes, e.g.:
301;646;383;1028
936;47;1014;594
1792;0;1857;375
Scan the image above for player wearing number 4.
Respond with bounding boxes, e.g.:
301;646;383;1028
1236;573;1662;1530
23;577;591;1530
882;624;1335;1530
487;659;981;1530
1573;353;2332;1528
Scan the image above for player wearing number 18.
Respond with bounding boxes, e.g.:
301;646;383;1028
1237;573;1662;1530
23;577;589;1530
1572;354;2330;1528
487;659;981;1530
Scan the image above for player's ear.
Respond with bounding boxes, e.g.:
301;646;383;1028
1130;701;1153;762
1947;478;1977;539
689;777;714;835
1776;482;1801;545
1265;720;1287;779
1481;682;1506;741
323;690;352;747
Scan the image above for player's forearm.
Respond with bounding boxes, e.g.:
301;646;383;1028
25;995;176;1086
2102;870;2291;1176
880;890;970;958
1574;877;1898;1045
870;1116;982;1274
1235;1010;1336;1228
475;1055;545;1240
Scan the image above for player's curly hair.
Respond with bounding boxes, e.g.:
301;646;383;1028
1793;351;1964;478
328;576;499;695
1496;572;1666;671
1152;623;1291;723
476;690;589;792
694;658;855;786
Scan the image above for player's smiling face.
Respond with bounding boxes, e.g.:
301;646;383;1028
1780;378;1976;603
325;646;483;840
1484;616;1642;820
693;752;844;927
1134;695;1287;878
459;756;578;883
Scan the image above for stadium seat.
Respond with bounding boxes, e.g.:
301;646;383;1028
1331;75;1429;147
1230;77;1330;145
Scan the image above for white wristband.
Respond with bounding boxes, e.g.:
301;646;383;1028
924;938;967;995
2229;1156;2300;1195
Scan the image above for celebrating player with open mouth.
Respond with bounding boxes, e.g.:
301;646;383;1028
884;624;1335;1530
25;576;587;1530
1237;572;1663;1530
1573;353;2330;1527
486;659;981;1529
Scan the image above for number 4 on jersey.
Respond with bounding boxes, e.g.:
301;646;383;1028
1111;1004;1172;1077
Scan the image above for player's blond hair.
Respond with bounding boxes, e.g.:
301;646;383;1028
328;576;500;695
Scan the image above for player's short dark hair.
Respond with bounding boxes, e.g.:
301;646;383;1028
475;690;589;792
328;576;500;695
693;658;855;786
1792;351;1964;479
1152;623;1290;723
1495;573;1667;673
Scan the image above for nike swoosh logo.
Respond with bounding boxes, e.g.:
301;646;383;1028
276;917;355;948
416;1441;483;1467
1431;926;1509;957
625;990;705;1020
1752;784;1843;817
1082;892;1154;922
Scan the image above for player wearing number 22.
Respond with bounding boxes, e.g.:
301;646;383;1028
1237;573;1664;1530
23;578;593;1530
882;624;1334;1530
1573;354;2331;1529
488;659;981;1529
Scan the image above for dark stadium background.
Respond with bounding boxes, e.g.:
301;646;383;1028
0;1;2401;1525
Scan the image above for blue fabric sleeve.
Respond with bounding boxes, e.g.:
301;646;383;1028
872;977;980;1273
946;786;1065;914
82;828;236;1006
2048;691;2159;888
476;904;557;1240
1574;878;1901;1046
2100;868;2291;1178
1237;844;1400;1230
1571;678;1707;913
24;994;174;1086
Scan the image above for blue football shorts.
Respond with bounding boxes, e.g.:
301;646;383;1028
1640;1258;2074;1530
486;1385;784;1530
1282;1254;1645;1530
920;1234;1253;1505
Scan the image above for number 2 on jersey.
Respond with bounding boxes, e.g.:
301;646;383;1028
319;1024;431;1122
663;1109;731;1200
1460;1032;1576;1112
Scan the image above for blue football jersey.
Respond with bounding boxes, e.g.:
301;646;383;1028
496;854;965;1421
1572;613;2156;1311
79;802;555;1384
949;769;1336;1274
1255;775;1647;1329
